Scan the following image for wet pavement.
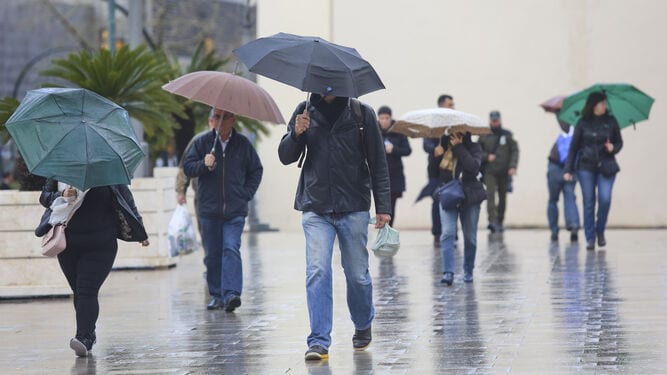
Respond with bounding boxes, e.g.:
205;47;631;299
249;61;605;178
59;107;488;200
1;229;667;374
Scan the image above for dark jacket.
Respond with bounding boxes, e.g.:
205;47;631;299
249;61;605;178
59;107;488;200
564;114;622;174
36;179;148;242
278;98;391;215
382;122;412;193
479;127;519;175
183;128;263;220
423;138;441;179
435;135;486;207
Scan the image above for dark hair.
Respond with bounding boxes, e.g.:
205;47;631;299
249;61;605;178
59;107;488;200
377;105;392;116
437;94;453;106
581;92;607;119
440;131;473;150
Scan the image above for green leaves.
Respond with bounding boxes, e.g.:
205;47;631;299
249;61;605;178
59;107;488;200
0;96;20;143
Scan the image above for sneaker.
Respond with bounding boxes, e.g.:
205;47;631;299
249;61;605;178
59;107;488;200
440;272;453;286
305;344;329;360
597;233;606;247
352;327;372;351
207;297;223;310
570;230;578;243
463;271;474;283
70;333;95;357
550;232;558;242
225;295;241;312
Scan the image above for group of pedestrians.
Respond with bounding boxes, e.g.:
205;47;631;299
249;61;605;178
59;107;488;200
34;89;622;360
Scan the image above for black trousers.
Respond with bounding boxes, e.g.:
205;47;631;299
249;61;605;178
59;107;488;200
57;230;118;338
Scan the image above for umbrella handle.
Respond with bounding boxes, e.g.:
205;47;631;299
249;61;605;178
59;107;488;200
210;114;223;153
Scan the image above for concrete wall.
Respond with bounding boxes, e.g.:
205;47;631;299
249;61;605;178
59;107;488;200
250;0;667;231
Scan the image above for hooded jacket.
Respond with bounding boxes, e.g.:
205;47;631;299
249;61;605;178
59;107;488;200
183;128;263;220
278;97;391;215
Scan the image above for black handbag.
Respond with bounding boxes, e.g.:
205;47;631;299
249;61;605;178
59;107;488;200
599;157;620;177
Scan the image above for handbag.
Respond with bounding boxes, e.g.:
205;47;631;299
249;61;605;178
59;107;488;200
599;157;620;177
41;224;66;257
438;179;465;211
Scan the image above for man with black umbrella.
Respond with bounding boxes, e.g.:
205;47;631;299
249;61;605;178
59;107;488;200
279;93;391;361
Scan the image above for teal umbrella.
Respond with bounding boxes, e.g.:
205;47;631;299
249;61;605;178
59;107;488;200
558;83;654;129
5;88;145;190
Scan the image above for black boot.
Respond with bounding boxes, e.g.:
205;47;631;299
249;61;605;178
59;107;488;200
597;233;606;247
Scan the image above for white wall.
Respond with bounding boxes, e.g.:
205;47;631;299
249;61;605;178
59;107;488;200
252;0;667;231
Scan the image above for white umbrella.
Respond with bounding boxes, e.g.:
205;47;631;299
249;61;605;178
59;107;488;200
391;108;490;138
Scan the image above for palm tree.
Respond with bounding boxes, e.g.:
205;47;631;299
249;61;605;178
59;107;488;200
40;45;185;155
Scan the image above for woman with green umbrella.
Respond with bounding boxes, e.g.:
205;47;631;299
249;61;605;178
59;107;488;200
563;92;623;250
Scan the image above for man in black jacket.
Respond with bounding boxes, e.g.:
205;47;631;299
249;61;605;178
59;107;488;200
183;108;263;312
279;94;391;361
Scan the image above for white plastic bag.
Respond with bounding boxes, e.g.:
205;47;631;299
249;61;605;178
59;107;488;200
168;204;199;256
369;218;400;257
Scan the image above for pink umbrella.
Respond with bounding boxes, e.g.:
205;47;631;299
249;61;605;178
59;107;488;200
162;71;285;124
540;95;566;113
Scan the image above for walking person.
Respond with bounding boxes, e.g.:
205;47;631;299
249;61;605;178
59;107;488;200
183;108;263;311
434;132;486;285
479;110;519;233
547;117;580;242
377;105;411;227
38;180;149;357
278;93;391;361
423;94;455;245
563;92;622;250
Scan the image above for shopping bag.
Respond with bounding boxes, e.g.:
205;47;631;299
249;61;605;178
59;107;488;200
168;204;199;256
369;220;400;257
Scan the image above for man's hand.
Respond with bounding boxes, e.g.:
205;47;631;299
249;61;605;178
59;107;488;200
375;214;391;229
204;153;216;171
508;168;517;176
488;154;497;162
605;139;614;153
433;145;444;157
141;239;150;247
62;187;77;198
177;193;186;205
385;142;394;154
563;173;573;182
294;112;310;136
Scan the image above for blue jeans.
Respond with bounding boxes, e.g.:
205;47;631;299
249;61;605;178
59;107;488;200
439;203;481;274
199;216;246;303
577;169;616;243
302;211;374;348
547;162;580;234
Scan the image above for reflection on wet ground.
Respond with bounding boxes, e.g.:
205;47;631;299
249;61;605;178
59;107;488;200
1;230;666;374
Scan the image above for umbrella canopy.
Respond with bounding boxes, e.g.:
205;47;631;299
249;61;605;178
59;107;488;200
234;32;385;98
392;108;490;138
5;88;144;190
558;83;654;129
162;71;285;124
540;95;566;113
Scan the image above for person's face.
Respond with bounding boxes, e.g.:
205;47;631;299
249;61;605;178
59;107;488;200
440;98;455;109
378;113;392;130
593;100;607;116
209;110;236;133
490;118;501;127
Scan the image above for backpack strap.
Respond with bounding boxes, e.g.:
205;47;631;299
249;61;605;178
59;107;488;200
350;99;367;161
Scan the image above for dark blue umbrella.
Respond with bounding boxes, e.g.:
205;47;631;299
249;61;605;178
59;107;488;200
234;32;385;98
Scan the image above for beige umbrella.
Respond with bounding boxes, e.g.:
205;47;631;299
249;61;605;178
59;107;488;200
392;108;490;138
162;71;285;124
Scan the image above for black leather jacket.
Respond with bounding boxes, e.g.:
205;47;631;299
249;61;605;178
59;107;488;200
278;99;391;215
36;179;148;242
564;114;623;174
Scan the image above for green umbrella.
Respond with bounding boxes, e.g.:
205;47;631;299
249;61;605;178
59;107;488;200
558;83;654;129
5;88;145;190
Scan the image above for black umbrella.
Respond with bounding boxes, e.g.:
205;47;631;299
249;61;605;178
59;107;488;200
234;32;385;98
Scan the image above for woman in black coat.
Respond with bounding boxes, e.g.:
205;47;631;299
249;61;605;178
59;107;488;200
563;92;623;250
434;132;486;286
378;106;412;226
39;179;149;357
